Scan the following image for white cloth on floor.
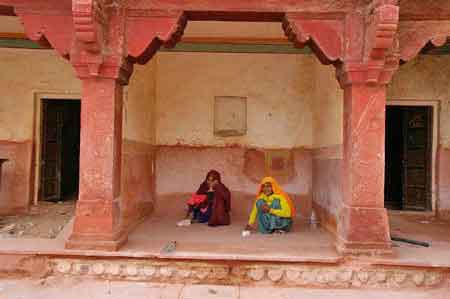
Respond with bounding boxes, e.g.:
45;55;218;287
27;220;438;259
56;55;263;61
176;219;191;227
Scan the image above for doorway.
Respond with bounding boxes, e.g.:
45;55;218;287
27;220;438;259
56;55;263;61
385;105;433;211
40;99;81;201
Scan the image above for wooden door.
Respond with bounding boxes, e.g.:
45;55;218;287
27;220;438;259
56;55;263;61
40;101;64;201
384;107;404;210
402;107;432;211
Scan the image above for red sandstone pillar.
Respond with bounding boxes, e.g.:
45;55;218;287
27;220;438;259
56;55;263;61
66;75;126;251
337;83;391;254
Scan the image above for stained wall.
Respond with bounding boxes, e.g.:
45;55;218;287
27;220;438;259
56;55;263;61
0;48;157;228
387;55;450;219
154;52;315;219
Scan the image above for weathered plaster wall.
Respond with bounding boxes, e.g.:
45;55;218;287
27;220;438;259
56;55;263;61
0;49;80;141
0;16;25;33
311;63;343;149
185;21;284;38
306;55;450;227
388;55;450;218
154;52;315;219
0;48;80;214
155;146;312;220
0;48;156;143
155;52;314;148
0;48;157;224
308;55;450;223
122;60;158;229
388;55;450;146
310;61;343;233
125;60;157;144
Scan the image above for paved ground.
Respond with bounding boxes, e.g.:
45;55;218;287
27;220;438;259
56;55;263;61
1;199;450;267
0;200;75;239
0;278;448;299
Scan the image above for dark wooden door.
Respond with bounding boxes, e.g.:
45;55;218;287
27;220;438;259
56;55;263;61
40;101;64;201
385;107;404;210
402;107;432;211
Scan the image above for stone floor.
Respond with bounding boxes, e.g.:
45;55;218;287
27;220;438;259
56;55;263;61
376;212;450;267
122;215;339;262
0;277;448;299
0;202;449;267
1;208;450;297
0;200;75;239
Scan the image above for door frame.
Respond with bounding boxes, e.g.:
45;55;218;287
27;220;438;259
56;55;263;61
386;99;439;214
32;92;81;205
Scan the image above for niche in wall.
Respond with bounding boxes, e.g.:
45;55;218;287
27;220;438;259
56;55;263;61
214;96;247;137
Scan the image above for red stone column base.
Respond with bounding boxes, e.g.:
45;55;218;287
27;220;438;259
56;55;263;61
65;200;127;251
336;205;392;255
65;232;128;251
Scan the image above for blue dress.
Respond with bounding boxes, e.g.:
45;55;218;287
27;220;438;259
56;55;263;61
255;198;293;234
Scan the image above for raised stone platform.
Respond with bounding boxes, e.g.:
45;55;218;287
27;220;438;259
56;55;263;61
0;213;449;291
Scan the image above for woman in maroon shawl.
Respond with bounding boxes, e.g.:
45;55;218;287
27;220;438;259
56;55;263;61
189;170;231;226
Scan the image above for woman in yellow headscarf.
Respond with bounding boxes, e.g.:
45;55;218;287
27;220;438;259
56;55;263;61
245;177;295;234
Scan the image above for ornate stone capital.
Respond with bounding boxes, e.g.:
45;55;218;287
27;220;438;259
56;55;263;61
337;1;400;87
72;0;110;53
364;1;399;61
72;57;133;85
282;13;344;65
70;1;136;82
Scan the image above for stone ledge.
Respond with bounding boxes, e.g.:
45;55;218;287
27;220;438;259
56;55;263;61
48;258;450;289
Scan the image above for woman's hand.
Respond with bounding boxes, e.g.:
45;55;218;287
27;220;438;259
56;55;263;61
261;204;271;213
244;224;253;231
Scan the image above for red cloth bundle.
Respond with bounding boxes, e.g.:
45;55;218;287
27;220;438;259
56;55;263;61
187;194;207;206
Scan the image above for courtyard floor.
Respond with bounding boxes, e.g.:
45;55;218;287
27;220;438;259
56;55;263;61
0;201;449;267
0;277;449;299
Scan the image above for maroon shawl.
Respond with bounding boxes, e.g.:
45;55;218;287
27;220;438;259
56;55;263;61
196;170;231;226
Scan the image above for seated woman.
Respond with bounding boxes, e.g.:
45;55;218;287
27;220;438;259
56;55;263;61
185;170;231;226
245;177;295;234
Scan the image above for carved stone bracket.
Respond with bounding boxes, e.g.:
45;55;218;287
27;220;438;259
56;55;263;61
14;6;74;58
71;0;115;77
126;10;187;64
337;1;400;87
338;38;400;87
283;13;344;65
72;57;133;85
398;21;450;62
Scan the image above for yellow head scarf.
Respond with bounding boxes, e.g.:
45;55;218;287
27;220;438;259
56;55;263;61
256;177;296;217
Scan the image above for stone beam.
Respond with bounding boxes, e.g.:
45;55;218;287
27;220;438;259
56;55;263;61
0;5;14;15
398;0;450;21
126;0;359;17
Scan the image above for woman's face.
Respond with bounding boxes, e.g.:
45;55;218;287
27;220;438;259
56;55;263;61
207;175;218;187
262;182;273;196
